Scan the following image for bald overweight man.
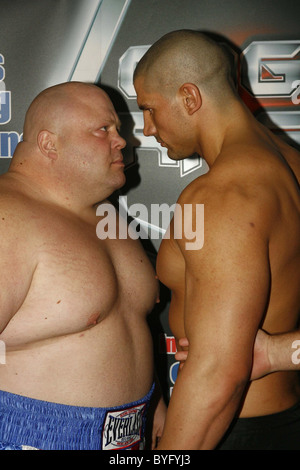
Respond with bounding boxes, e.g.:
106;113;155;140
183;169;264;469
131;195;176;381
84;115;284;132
0;82;164;450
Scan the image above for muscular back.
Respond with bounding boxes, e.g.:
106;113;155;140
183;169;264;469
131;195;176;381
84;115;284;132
0;173;159;407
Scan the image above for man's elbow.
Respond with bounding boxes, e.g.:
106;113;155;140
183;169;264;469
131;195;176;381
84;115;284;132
219;364;251;406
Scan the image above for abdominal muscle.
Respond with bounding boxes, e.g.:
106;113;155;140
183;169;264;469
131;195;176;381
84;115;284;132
1;309;154;408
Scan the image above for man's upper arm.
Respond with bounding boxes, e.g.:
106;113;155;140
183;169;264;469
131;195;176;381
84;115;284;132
177;188;271;374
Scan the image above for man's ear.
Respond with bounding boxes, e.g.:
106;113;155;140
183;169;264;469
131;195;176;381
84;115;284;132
179;83;202;115
37;130;58;160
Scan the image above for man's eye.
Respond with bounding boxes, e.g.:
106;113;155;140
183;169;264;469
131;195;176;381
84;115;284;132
100;126;108;131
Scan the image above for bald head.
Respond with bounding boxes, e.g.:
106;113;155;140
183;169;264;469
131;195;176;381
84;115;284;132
134;30;236;103
11;81;125;206
23;82;110;143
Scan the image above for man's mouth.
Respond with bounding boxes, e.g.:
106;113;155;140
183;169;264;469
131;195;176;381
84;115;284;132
156;139;166;148
111;155;125;167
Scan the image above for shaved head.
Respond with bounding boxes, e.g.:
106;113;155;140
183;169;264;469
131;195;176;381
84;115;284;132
134;30;236;102
23;82;111;142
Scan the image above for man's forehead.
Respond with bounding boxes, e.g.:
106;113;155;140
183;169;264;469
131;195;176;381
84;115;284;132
95;107;122;130
135;76;165;106
134;76;148;101
112;114;122;130
136;89;163;111
135;84;151;108
57;85;120;129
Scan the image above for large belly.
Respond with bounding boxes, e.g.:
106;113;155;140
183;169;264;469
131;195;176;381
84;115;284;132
1;311;154;407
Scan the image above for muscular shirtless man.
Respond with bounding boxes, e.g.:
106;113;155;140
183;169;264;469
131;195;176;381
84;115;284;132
0;82;162;450
134;30;300;449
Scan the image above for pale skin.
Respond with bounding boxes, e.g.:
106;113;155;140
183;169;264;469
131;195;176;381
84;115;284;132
134;30;300;450
0;82;165;446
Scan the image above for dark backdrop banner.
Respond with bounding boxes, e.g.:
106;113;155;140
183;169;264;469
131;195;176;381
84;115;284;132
0;0;299;400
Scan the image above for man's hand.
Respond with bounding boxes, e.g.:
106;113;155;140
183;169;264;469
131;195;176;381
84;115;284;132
174;337;189;371
250;329;272;380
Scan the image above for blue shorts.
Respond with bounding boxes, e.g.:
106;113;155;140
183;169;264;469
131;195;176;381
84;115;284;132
0;384;154;450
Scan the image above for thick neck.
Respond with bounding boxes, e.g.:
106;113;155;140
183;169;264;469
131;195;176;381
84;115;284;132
8;144;102;215
195;98;255;168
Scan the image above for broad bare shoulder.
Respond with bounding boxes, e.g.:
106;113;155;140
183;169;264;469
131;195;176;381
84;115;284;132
177;143;299;232
178;162;272;235
174;150;297;282
0;178;35;236
0;178;53;244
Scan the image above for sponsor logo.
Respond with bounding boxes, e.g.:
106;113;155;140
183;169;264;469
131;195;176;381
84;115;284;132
102;402;146;450
159;334;179;397
240;40;300;103
159;334;177;355
0;53;22;158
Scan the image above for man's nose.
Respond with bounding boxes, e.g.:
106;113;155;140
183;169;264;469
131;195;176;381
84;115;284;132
143;113;156;137
113;132;126;150
118;135;126;149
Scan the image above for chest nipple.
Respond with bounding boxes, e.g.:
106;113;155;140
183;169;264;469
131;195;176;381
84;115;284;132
86;312;101;327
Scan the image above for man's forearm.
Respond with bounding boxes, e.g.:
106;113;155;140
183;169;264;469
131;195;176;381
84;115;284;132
156;362;248;449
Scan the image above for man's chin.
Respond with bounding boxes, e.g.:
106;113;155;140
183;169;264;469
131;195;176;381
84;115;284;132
166;149;187;161
117;173;126;189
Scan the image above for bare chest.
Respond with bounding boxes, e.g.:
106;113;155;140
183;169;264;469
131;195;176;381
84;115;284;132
3;210;158;345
